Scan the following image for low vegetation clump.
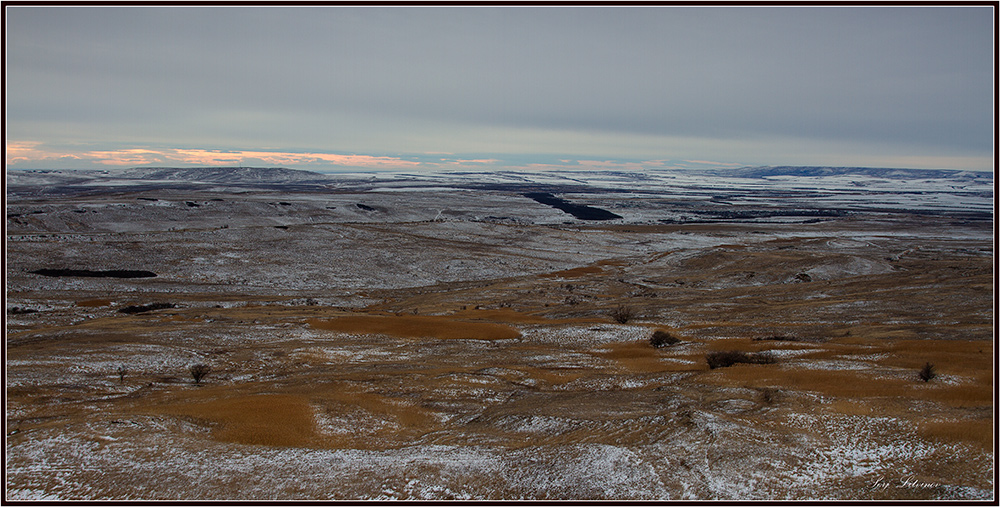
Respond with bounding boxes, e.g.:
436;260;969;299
706;350;776;369
650;330;681;348
308;315;521;340
610;305;635;324
190;364;211;384
918;362;937;382
758;387;781;404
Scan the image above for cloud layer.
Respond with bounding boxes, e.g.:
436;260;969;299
5;6;995;171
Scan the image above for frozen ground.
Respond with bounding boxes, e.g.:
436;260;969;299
5;166;994;500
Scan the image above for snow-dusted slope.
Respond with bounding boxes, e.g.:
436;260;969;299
5;166;332;189
112;166;332;184
703;166;993;181
6;165;992;216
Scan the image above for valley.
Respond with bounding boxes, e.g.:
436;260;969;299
4;166;994;500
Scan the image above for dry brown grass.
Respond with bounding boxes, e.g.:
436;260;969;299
699;336;994;409
909;380;994;409
517;366;586;386
159;314;205;323
824;399;876;416
918;419;994;450
540;266;604;278
449;308;588;325
142;385;442;450
156;393;318;447
311;388;440;448
700;364;913;399
75;299;112;307
308;315;521;340
593;341;669;373
878;339;992;372
592;341;699;373
596;259;629;267
700;337;812;354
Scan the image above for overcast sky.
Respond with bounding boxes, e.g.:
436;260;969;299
5;5;995;172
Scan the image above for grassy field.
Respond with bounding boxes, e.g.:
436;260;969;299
5;199;994;500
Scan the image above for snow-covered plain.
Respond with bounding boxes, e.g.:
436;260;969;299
5;166;994;500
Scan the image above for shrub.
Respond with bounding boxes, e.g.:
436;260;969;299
918;362;937;382
189;364;211;384
706;351;747;369
650;330;680;348
758;387;781;404
610;305;634;324
706;350;776;369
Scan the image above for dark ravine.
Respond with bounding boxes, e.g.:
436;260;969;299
118;302;176;314
523;192;623;221
29;269;158;278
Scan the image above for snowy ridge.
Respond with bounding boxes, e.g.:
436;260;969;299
7;165;993;188
708;166;993;181
6;166;992;216
114;166;331;184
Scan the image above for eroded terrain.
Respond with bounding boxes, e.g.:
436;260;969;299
5;169;994;500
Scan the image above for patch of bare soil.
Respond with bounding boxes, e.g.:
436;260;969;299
4;190;993;500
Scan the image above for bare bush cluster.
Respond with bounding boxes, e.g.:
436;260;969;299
650;330;681;348
758;387;781;404
610;305;635;324
190;364;212;384
705;350;776;369
918;362;937;382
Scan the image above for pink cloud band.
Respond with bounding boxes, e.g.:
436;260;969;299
6;144;422;170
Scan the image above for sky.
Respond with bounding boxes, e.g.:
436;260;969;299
4;5;995;173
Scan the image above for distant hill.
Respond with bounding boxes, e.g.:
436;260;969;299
5;167;336;196
6;165;992;199
116;166;332;184
719;166;993;180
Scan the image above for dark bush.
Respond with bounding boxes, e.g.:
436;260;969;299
758;387;781;404
610;305;634;324
706;350;776;369
918;362;936;382
706;351;747;369
189;364;211;384
650;330;681;348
